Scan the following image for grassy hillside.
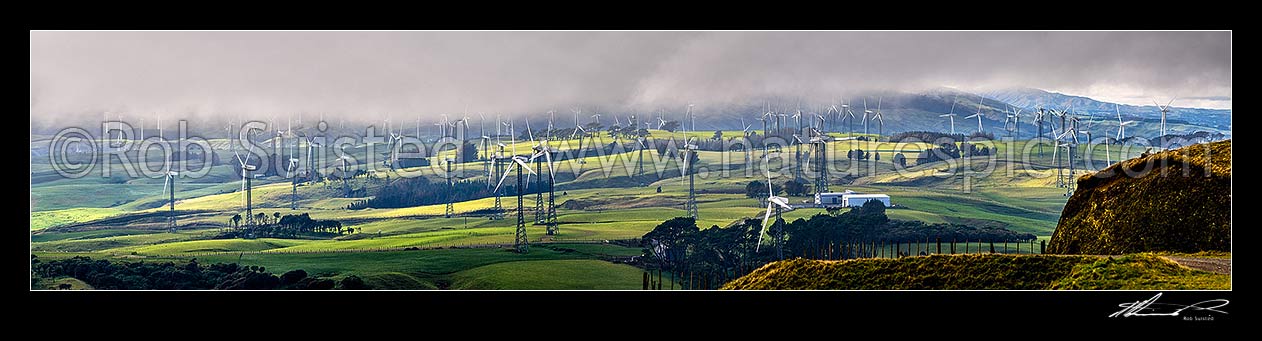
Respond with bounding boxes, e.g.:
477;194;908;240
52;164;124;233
1047;140;1230;254
722;254;1229;290
451;259;644;289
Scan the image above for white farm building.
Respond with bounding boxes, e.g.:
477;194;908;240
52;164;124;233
815;190;891;208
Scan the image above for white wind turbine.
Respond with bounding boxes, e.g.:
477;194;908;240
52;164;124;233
1153;97;1176;137
965;112;983;133
870;97;884;140
966;98;984;132
233;150;258;227
756;152;793;255
160;167;179;231
862;98;872;136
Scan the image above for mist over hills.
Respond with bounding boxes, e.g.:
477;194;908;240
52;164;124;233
29;88;1229;141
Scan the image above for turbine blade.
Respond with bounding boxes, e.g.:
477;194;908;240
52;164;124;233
493;164;513;193
544;149;555;181
756;202;773;253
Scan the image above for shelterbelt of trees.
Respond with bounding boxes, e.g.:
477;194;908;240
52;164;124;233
31;255;369;290
221;213;349;239
638;200;1035;289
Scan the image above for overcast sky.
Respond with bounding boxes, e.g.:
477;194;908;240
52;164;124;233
30;31;1231;124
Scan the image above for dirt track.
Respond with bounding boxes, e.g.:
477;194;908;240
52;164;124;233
1163;256;1231;275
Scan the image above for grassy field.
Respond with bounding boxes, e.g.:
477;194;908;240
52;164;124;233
31;208;125;230
451;259;645;289
66;242;649;289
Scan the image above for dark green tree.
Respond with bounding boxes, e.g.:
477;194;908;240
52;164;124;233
661;120;681;132
782;180;807;196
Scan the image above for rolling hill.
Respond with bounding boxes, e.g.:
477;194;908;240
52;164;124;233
1046;140;1231;255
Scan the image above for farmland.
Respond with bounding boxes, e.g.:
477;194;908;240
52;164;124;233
30;135;1123;289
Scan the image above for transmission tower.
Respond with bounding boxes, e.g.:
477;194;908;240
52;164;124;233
685;149;698;219
445;158;455;218
492;157;505;220
515;163;529;253
813;138;829;193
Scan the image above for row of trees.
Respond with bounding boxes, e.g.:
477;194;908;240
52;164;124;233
846;149;882;161
224;213;349;238
355;176;492;209
742;179;822;198
890;131;994;143
638;200;1036;289
31;256;368;290
916;141;992;164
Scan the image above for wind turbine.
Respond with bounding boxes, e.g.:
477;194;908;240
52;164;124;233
756;152;793;259
339;155;353;198
479;114;493;189
1033;107;1047;156
862;98;873;136
287;155;300;210
756;113;769;137
792;110;802;137
161;169;178;232
825;105;839;136
842;102;856;139
524;118;545;225
686;104;696;132
490;140;508;220
965;112;983;133
966;97;984;133
1153;97;1175;138
530;134;559;235
870;97;884;141
233;151;258;228
1004;108;1018;138
571;108;588;152
492;153;537;253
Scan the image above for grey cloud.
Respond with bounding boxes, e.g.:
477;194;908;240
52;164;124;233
29;31;1231;125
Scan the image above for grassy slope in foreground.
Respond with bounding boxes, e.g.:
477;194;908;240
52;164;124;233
721;254;1229;290
451;259;645;290
1047;140;1230;254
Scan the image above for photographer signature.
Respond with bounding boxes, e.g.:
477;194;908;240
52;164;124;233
1110;293;1229;318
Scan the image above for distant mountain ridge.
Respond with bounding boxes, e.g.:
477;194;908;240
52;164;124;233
983;88;1231;131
